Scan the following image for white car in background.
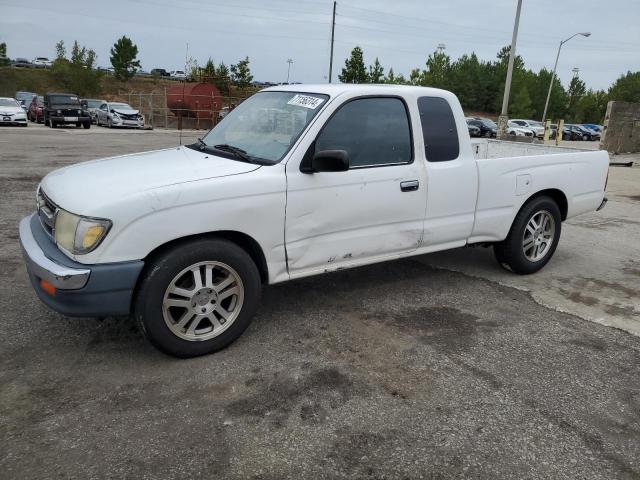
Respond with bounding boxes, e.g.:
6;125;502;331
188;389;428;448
170;70;187;80
95;101;144;128
510;119;544;138
507;120;534;137
32;57;53;68
0;97;28;126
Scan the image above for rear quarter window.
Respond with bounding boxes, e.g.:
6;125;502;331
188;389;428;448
417;96;459;162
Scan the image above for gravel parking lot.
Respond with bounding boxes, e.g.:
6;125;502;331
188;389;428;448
1;124;639;479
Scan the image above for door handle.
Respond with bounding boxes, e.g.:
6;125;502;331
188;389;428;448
400;180;419;192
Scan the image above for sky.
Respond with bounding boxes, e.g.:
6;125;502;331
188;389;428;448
1;0;639;91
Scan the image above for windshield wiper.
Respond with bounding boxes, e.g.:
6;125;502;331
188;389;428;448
195;137;207;150
213;144;257;164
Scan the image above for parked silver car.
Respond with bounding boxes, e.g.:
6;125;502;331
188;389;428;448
95;101;144;128
81;98;105;124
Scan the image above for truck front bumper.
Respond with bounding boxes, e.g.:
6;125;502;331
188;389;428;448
19;214;144;317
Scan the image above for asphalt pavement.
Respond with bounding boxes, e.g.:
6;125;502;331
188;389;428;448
1;123;639;479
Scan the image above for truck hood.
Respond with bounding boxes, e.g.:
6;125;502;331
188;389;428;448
40;146;260;214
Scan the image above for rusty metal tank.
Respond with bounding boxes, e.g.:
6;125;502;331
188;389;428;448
166;83;222;119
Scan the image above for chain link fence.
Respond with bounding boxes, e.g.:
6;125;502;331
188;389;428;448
118;89;253;130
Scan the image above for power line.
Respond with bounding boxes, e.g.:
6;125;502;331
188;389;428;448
0;2;330;42
337;5;640;49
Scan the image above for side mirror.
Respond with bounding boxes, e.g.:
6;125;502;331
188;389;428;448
310;150;349;173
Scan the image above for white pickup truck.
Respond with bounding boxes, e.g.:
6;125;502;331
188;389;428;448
19;85;609;357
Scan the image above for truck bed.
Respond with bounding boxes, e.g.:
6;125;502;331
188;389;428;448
471;138;597;160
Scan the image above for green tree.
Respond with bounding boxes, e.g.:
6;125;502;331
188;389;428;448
566;75;586;119
202;57;216;78
55;40;66;60
51;39;102;96
608;71;640;103
216;61;231;95
409;68;422;86
185;56;199;81
109;36;141;81
339;46;368;83
511;86;534;118
368;57;384;83
0;42;9;66
535;68;567;120
574;89;608;123
423;49;451;89
384;67;401;84
230;56;253;88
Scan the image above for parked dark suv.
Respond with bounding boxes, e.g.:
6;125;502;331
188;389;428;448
43;93;91;128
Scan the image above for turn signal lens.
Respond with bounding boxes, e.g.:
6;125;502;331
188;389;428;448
74;218;111;254
39;279;56;296
81;224;106;249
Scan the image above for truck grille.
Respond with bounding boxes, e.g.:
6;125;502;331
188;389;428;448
37;188;58;237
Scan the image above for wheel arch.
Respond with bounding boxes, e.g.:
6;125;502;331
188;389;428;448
142;230;269;284
523;188;568;221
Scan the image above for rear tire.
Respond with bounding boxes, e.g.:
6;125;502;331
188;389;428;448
494;196;561;274
134;239;262;358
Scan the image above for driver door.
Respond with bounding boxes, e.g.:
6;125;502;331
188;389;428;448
285;96;426;278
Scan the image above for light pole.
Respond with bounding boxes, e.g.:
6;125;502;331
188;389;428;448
286;58;293;84
497;0;523;138
540;32;590;122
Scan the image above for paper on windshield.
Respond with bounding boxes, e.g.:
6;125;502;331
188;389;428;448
287;94;324;109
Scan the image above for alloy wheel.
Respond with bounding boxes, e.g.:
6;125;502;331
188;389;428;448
162;261;245;341
522;210;556;262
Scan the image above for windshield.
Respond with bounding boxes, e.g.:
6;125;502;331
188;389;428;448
201;91;328;163
86;100;102;108
111;103;134;110
482;120;497;128
49;95;80;105
0;98;20;107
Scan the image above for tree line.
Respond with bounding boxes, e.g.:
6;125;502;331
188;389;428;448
2;38;255;96
339;46;640;123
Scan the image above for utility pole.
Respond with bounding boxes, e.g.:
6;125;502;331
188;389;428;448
286;58;293;84
328;0;336;83
497;0;523;138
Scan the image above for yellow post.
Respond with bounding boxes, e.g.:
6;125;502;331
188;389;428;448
556;119;564;146
543;119;551;144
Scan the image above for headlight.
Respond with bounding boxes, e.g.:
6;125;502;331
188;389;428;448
54;209;112;255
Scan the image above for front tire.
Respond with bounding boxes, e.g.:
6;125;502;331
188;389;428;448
494;196;561;274
134;239;261;358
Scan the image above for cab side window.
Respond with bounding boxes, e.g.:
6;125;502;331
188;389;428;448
315;97;412;168
418;96;459;162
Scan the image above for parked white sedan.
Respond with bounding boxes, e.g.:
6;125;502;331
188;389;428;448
510;119;544;138
0;97;28;126
95;101;144;128
507;120;534;137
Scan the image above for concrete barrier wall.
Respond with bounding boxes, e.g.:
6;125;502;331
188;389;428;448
601;101;640;154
